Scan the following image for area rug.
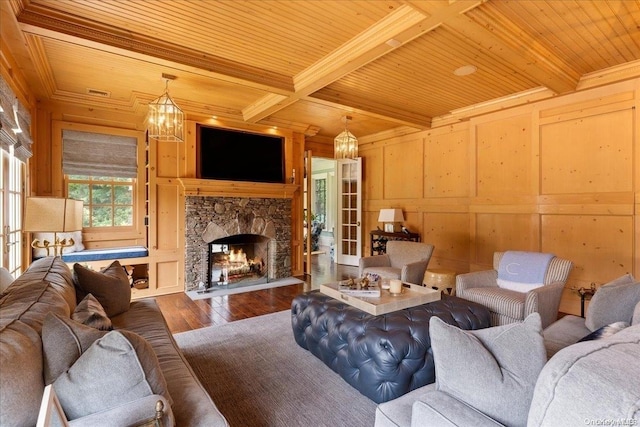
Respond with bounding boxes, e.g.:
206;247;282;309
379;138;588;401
185;277;304;300
174;310;377;427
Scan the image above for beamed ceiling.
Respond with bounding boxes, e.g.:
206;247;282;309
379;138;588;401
2;0;640;142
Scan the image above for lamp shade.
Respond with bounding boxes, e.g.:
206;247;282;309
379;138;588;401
378;208;404;223
24;197;83;232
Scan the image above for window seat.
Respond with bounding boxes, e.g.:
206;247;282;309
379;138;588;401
61;246;148;263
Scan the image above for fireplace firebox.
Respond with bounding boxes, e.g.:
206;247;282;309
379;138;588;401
207;234;270;288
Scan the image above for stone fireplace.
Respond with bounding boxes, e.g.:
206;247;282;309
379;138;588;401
184;196;291;291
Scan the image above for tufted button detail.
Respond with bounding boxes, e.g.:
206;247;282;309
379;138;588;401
291;292;490;403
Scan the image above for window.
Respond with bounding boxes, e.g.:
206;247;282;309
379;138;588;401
314;178;326;225
67;175;134;228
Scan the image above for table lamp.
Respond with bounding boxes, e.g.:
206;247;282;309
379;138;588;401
378;208;404;232
24;197;83;256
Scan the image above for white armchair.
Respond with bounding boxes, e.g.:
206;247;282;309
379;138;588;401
359;241;434;285
457;251;573;328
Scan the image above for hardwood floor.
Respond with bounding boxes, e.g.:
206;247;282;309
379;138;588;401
155;251;358;334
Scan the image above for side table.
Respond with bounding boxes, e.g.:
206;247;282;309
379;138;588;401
424;269;456;295
578;283;597;317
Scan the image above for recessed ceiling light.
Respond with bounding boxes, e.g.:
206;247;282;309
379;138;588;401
453;65;477;76
386;39;402;48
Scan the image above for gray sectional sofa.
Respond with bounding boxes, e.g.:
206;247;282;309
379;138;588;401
375;274;640;427
0;256;228;426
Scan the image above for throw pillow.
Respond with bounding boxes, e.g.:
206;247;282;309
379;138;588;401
585;273;640;331
578;321;629;342
633;301;640;326
53;330;172;420
72;294;113;331
42;313;106;385
32;231;84;258
429;313;547;427
0;267;14;293
73;261;131;317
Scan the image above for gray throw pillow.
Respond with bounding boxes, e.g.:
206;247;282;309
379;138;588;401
585;273;639;331
73;261;131;317
42;313;106;385
53;330;172;420
430;313;546;427
72;293;113;331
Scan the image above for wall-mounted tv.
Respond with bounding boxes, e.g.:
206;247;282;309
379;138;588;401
197;125;285;184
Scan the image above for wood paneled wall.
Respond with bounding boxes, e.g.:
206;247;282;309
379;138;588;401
360;79;640;316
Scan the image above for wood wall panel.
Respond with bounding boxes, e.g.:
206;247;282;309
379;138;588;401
423;212;470;267
403;211;422;237
476;115;533;197
424;128;469;198
362;146;383;201
540;109;633;194
383;138;423;199
542;214;633;283
155;260;182;291
474;213;540;264
154;182;181;251
156;140;180;178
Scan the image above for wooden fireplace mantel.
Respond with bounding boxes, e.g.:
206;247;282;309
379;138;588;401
178;178;299;199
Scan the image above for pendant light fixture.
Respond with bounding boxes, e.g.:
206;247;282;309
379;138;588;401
334;115;358;159
148;74;184;142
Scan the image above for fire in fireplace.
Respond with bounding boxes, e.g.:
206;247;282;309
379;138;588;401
207;234;270;287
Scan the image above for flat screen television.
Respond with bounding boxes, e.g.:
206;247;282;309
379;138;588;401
197;125;285;183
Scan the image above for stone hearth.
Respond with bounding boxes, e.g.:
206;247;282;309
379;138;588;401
185;196;291;291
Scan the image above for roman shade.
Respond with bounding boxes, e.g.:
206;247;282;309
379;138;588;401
0;75;33;162
62;130;138;178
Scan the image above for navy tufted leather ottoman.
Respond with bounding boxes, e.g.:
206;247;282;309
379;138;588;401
291;291;490;403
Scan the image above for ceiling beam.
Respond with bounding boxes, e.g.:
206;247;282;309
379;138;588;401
307;92;432;129
446;7;580;94
16;4;294;93
242;1;485;125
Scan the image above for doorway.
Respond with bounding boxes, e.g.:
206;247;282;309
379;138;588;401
305;156;361;268
307;157;336;258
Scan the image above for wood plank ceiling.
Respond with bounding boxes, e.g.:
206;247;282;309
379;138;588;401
2;0;640;141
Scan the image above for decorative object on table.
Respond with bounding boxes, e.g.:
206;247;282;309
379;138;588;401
378;208;404;232
23;197;83;256
389;279;403;295
338;276;381;297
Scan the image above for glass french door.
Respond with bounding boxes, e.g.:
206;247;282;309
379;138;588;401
0;148;24;276
336;158;361;266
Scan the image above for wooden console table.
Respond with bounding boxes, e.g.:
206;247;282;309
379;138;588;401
370;230;420;255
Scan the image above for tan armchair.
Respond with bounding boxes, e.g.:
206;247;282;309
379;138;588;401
457;251;573;328
359;241;434;285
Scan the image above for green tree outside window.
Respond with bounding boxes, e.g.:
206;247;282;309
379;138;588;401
68;175;134;227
